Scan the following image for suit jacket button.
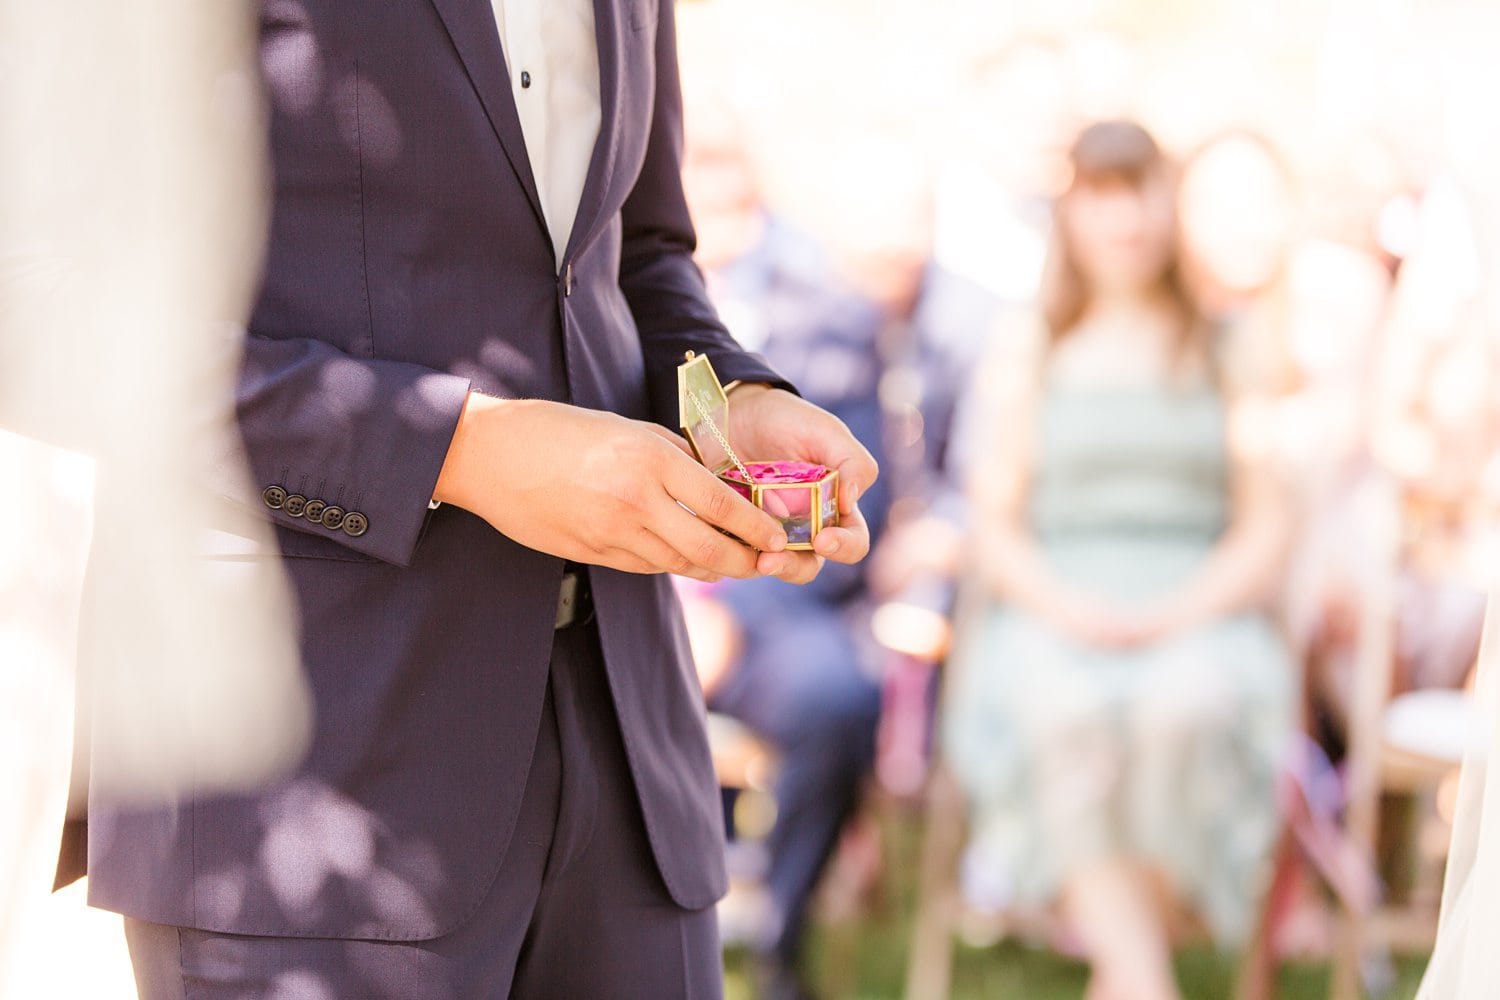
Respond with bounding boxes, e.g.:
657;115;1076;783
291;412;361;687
320;505;345;530
262;485;287;510
563;261;574;297
302;499;327;523
341;511;369;537
282;494;307;518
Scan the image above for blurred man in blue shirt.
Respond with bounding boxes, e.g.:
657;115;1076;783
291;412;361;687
683;116;995;999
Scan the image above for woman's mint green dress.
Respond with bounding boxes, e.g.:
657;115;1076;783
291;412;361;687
943;385;1295;942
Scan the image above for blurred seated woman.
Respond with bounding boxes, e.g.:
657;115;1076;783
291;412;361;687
943;121;1296;1000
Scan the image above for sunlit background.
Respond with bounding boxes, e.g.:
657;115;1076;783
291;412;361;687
673;1;1499;997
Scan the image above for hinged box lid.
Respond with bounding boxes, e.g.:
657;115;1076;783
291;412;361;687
677;351;733;475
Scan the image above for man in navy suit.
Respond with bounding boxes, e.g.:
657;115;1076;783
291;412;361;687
66;2;877;997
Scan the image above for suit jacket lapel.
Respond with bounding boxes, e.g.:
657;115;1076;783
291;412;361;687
562;0;622;263
427;0;549;239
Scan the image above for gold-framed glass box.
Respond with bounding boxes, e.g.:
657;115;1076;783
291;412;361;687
677;352;838;550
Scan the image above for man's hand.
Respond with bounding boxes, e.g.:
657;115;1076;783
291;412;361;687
433;393;789;581
726;384;880;584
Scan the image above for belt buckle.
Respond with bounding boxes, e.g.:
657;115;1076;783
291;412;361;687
555;571;581;630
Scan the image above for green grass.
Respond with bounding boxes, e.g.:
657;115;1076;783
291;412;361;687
724;810;1430;999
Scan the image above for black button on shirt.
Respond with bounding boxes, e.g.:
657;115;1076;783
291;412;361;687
520;70;532;89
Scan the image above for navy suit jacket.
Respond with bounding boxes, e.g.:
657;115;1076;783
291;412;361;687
79;0;789;940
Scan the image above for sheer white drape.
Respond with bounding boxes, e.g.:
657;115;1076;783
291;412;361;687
1417;590;1498;999
1;2;308;993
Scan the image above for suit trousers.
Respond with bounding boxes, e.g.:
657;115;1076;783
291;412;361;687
124;616;724;999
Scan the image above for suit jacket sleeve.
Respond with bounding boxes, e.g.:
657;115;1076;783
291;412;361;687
617;0;795;428
236;334;471;567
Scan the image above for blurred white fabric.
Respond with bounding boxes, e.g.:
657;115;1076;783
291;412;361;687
1;1;309;992
1418;589;1499;1000
1384;689;1484;767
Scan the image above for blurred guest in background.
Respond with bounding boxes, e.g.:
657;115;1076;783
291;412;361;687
682;111;885;1000
933;35;1079;306
681;114;994;999
943;121;1296;1000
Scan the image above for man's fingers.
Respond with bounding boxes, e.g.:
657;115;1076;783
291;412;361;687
812;499;870;564
591;547;666;577
640;525;728;583
756;550;824;584
607;531;725;583
811;526;864;562
663;456;787;554
834;447;879;517
650;497;762;580
648;424;697;459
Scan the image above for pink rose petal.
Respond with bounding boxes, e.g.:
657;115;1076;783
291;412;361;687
722;461;830;485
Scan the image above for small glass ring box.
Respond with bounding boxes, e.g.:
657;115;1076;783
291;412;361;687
678;351;838;551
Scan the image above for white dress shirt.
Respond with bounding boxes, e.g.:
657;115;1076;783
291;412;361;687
433;2;602;510
491;0;602;266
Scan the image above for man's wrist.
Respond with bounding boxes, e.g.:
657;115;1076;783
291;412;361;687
433;390;504;509
725;380;774;401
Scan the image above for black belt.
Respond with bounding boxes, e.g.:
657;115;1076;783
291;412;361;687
555;562;595;630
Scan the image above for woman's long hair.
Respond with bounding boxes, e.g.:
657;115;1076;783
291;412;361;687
1041;120;1207;367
